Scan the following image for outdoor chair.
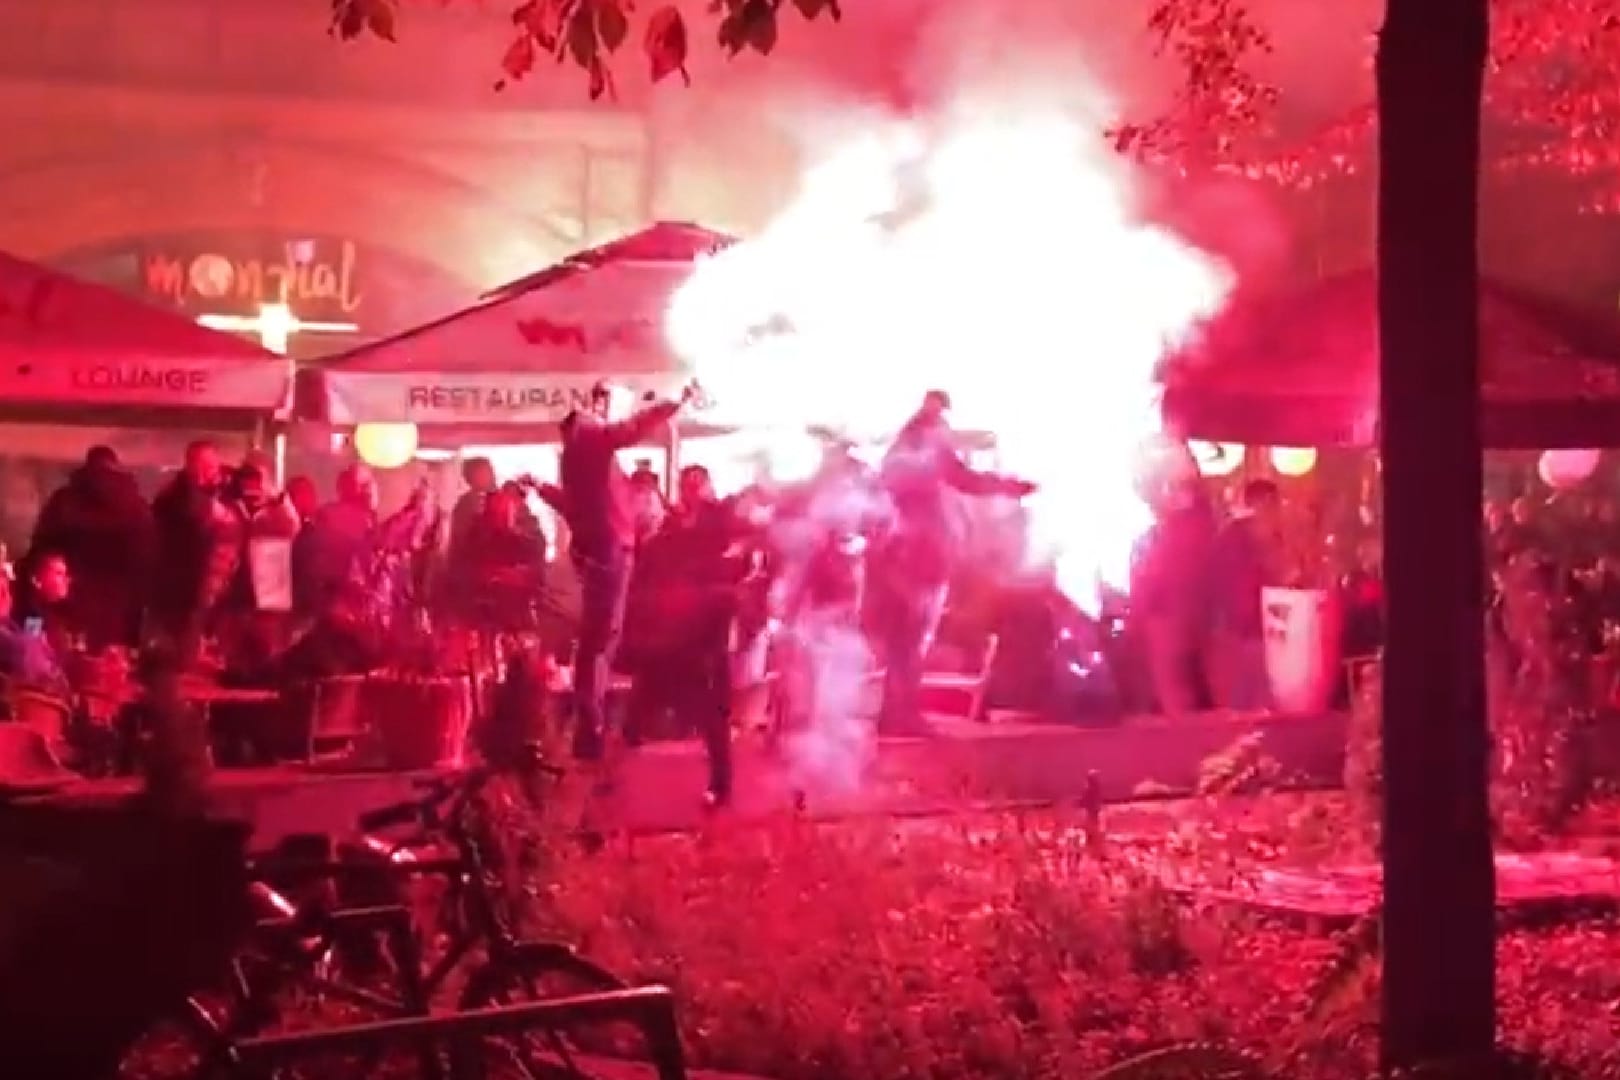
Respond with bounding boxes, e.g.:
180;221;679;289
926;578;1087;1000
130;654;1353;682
1344;651;1382;705
5;684;73;764
0;720;77;792
921;633;1001;722
303;673;374;763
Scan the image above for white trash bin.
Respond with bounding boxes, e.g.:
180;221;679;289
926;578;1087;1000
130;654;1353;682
1262;586;1342;715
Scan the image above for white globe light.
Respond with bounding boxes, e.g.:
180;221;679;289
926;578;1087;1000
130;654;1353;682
1538;448;1600;490
353;423;419;470
1188;440;1245;477
1270;446;1318;478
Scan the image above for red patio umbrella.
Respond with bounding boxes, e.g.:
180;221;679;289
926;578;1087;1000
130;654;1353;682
0;250;288;421
301;222;737;441
1160;269;1620;449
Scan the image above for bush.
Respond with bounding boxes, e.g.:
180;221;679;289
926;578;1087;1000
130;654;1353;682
1345;560;1596;851
487;772;1620;1080
510;798;1366;1080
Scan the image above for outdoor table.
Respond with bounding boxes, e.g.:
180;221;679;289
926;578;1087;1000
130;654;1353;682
105;679;284;766
176;683;283;708
104;679;283;712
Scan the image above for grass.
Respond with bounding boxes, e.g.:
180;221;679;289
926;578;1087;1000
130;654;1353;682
487;784;1620;1079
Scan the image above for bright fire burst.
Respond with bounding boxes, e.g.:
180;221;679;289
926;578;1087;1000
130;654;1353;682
667;104;1232;614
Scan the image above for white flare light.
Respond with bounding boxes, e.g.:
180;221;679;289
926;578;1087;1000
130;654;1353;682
668;107;1232;614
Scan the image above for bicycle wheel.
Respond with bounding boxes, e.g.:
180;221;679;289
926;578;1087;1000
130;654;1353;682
450;944;662;1080
117;991;235;1080
119;929;428;1080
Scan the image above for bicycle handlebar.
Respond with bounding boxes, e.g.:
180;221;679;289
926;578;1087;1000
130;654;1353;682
355;748;564;834
356;799;424;832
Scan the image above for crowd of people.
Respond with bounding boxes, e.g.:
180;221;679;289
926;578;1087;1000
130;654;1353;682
0;381;1046;807
547;382;1036;806
25;376;1620;811
1125;474;1321;718
0;440;426;670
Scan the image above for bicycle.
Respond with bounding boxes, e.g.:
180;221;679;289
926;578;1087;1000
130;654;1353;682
123;748;684;1079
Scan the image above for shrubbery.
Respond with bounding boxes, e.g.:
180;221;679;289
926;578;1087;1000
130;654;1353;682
483;778;1609;1080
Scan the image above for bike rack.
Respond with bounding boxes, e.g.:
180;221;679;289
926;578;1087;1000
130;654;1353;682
228;984;687;1080
247;903;429;1016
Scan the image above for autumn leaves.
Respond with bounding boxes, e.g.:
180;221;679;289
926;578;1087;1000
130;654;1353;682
329;0;843;99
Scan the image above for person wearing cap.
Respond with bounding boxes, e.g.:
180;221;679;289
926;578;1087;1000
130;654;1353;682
870;390;1036;737
558;378;698;760
27;444;155;651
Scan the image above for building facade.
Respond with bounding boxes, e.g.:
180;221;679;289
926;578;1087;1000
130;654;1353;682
0;0;656;356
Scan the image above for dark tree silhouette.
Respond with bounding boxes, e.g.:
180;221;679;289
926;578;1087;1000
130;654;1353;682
1375;0;1496;1069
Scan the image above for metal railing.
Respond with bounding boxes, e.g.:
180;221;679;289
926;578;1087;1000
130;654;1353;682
227;985;686;1080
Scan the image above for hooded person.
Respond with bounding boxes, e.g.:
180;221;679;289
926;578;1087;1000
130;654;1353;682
150;440;231;653
556;377;698;760
28;445;156;650
870;390;1035;736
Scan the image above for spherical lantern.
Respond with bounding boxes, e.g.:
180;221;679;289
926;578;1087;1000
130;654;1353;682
1269;446;1318;478
352;423;419;470
1537;448;1601;490
1187;440;1246;478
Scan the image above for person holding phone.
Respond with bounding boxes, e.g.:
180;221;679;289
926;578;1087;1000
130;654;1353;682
0;572;67;694
13;551;79;655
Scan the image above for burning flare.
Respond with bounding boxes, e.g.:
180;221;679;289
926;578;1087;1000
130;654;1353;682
667;102;1232;615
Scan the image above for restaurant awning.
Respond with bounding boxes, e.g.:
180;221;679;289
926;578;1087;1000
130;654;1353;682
1160;269;1620;449
301;222;736;435
0;249;289;421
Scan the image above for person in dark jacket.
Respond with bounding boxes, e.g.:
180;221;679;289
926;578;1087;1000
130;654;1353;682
293;464;380;617
870;391;1035;736
624;465;746;805
1131;474;1220;718
448;456;497;566
1205;478;1282;712
149;440;226;655
27;446;155;650
557;378;697;760
457;486;547;633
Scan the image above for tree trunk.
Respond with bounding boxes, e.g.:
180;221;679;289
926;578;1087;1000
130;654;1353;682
1376;0;1495;1070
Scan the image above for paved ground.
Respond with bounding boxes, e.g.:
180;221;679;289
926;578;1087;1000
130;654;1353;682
17;710;1347;848
600;710;1346;833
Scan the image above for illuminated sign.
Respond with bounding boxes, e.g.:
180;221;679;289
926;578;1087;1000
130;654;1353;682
141;240;364;316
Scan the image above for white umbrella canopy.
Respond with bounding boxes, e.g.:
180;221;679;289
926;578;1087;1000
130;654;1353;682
304;222;736;430
0;249;288;417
